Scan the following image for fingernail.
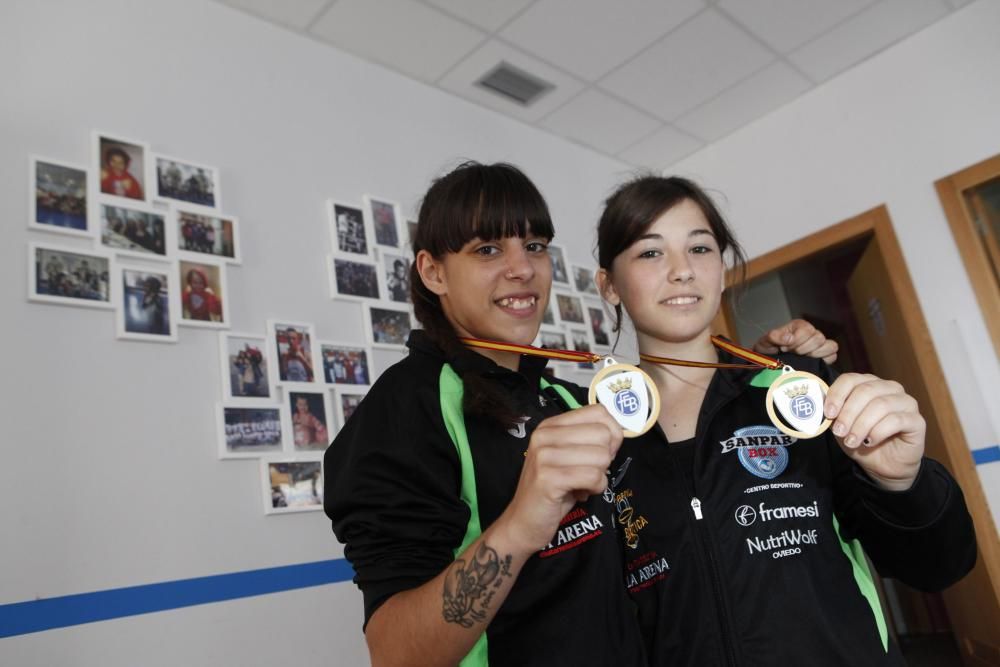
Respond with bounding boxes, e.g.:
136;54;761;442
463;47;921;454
863;437;871;446
824;403;838;418
783;333;793;343
844;434;857;447
833;422;846;437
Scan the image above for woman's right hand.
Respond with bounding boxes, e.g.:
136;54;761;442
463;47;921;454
493;404;623;555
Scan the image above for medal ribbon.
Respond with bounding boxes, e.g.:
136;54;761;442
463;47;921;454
639;335;782;370
459;337;602;364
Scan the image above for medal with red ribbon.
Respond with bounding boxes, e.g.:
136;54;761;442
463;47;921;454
640;336;832;439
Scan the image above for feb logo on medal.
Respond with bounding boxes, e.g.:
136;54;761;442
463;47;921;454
588;358;660;438
765;369;832;439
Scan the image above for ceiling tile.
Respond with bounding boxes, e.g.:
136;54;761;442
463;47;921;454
788;0;951;82
539;89;662;155
717;0;877;53
422;0;535;32
216;0;332;30
600;9;774;121
309;0;486;82
673;62;812;142
500;0;706;81
437;39;586;123
616;125;704;170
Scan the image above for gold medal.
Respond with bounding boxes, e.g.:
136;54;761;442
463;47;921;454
588;357;661;437
765;367;832;439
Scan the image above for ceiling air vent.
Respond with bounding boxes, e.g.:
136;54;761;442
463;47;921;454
475;62;554;106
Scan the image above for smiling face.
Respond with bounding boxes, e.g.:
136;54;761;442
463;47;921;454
600;198;725;347
418;230;552;346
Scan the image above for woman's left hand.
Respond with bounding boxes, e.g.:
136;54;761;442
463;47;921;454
823;373;926;491
754;319;839;364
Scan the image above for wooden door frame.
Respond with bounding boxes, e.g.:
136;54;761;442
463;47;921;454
935;154;1000;360
719;204;1000;607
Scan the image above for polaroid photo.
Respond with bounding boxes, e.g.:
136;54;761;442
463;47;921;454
28;243;112;309
568;327;596;369
153;153;220;210
363;302;414;351
555;291;585;325
585;299;612;352
377;249;411;304
538;329;568;351
327;255;381;301
319;341;373;388
219;332;272;401
572;264;600;296
93;131;151;203
114;258;179;343
178;258;228;329
29;156;92;238
548;244;569;286
364;195;403;249
406;220;417;248
327;200;373;259
217;404;284;459
97;199;170;260
175;206;240;264
541;292;559;327
261;459;324;515
335;387;367;427
267;319;319;385
284;385;334;452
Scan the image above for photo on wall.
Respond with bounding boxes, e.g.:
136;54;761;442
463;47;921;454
29;156;90;237
179;259;227;328
176;207;240;263
548;244;569;286
378;250;411;304
572;265;599;295
115;259;179;342
364;302;413;350
327;255;380;300
217;404;284;459
539;330;568;350
365;195;402;249
154;154;219;210
568;327;595;369
94;131;149;202
28;243;112;309
262;459;324;514
267;319;318;384
555;292;585;324
327;200;372;259
219;332;271;401
320;342;372;388
585;300;611;350
335;388;367;426
285;387;332;452
98;201;168;259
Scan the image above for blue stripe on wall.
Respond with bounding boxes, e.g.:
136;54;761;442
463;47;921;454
0;558;354;639
972;445;1000;466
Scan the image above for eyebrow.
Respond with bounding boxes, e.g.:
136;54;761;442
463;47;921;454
636;229;714;242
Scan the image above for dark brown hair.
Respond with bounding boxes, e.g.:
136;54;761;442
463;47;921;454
596;174;747;342
411;161;554;427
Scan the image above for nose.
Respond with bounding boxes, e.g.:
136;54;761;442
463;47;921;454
504;243;535;281
667;251;694;284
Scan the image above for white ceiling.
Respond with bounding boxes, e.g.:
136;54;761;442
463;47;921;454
214;0;965;170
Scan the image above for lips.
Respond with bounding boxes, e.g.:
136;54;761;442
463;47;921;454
662;295;701;305
495;295;537;311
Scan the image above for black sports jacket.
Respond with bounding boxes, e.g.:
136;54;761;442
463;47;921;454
324;331;646;667
613;352;977;666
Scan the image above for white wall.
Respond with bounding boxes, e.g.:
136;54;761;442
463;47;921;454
0;1;631;664
671;0;1000;518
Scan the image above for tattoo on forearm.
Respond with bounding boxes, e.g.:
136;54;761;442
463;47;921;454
442;542;513;628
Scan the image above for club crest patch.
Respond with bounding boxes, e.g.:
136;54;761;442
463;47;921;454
720;425;797;479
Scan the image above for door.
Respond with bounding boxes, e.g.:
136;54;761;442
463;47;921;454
847;237;1000;666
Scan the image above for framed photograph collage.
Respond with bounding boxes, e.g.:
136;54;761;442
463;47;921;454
27;131;239;344
539;246;612;381
326;193;416;352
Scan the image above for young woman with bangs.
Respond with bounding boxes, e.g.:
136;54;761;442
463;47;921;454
594;175;977;666
324;162;835;667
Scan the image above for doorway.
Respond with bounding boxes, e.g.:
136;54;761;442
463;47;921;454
718;205;1000;666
